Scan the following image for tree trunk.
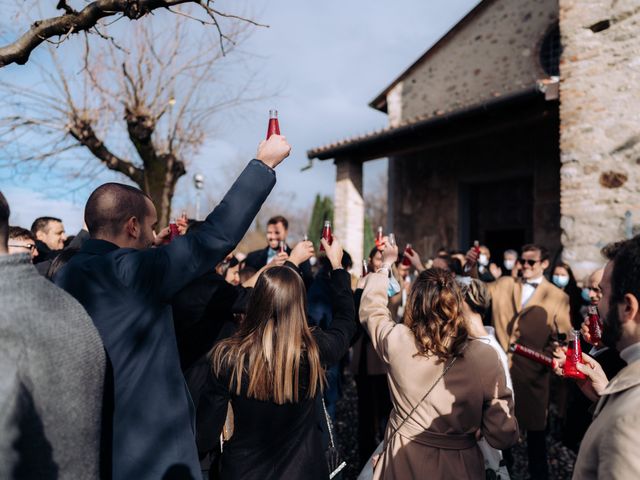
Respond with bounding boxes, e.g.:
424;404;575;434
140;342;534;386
141;153;186;228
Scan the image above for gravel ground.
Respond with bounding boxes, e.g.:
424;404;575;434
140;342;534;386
334;373;577;480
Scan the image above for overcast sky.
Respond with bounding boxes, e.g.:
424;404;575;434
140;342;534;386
2;0;479;233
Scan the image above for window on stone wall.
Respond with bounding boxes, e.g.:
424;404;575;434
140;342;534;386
539;23;561;77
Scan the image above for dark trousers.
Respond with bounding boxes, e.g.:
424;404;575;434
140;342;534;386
504;429;548;480
354;374;391;468
527;429;549;480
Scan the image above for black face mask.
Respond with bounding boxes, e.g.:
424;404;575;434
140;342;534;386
602;302;624;350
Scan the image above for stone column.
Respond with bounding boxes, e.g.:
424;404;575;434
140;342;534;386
334;158;364;271
559;0;640;279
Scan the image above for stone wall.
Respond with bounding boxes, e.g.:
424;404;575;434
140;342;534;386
559;0;640;279
392;0;558;121
390;114;561;258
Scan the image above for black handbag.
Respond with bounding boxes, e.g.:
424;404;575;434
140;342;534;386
321;397;347;479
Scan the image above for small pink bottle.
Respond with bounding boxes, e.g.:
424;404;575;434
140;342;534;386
563;330;586;380
375;226;384;249
266;110;280;139
402;244;413;266
320;221;333;252
586;305;603;346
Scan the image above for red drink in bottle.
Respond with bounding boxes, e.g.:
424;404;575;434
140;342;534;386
320;220;333;252
402;244;413;266
169;223;179;238
278;240;286;254
168;222;180;242
586;305;603;346
563;330;586;379
266;110;280;139
375;226;384;249
463;240;481;275
509;344;557;369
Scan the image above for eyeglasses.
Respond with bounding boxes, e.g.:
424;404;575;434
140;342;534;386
8;243;37;251
517;258;540;267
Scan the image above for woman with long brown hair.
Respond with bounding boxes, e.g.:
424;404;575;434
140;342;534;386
209;238;355;479
359;239;518;479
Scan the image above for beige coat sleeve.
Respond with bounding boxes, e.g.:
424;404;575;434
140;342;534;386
554;291;573;336
598;412;640;478
358;272;395;364
479;346;520;449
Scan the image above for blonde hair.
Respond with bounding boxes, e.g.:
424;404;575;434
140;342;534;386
212;266;325;404
462;278;490;318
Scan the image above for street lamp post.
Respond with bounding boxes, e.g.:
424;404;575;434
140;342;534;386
193;173;205;220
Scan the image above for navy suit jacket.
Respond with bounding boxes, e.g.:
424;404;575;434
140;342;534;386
54;159;276;480
244;245;314;289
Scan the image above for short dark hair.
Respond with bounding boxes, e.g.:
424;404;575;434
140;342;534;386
0;191;9;248
267;215;288;230
239;266;257;284
521;244;549;262
31;216;63;234
85;183;152;237
9;226;36;242
602;237;640;305
368;246;381;260
341;250;352;270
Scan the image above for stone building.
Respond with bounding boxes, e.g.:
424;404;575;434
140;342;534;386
307;0;640;279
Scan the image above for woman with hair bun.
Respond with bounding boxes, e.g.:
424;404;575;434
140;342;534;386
359;238;518;479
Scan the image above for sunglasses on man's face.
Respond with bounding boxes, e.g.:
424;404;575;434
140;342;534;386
518;258;540;267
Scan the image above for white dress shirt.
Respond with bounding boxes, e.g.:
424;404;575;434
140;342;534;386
521;275;544;308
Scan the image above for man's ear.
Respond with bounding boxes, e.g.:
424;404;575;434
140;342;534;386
621;293;640;325
35;230;46;242
125;217;140;239
541;259;550;271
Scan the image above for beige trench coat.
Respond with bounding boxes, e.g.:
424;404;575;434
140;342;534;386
487;276;572;431
572;360;640;479
360;272;519;479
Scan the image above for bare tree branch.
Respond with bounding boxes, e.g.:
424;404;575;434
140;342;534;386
56;0;78;15
0;0;263;67
0;11;271;226
67;116;144;184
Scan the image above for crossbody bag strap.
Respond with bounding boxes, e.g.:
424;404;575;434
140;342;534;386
321;397;337;448
385;353;459;443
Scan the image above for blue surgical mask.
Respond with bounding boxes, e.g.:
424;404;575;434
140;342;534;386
552;275;569;289
581;288;592;303
388;276;401;297
503;259;515;271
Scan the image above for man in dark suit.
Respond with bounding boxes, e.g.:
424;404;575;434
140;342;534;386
54;135;290;480
244;215;313;287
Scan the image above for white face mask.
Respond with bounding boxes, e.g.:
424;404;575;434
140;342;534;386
478;254;489;266
504;259;515;271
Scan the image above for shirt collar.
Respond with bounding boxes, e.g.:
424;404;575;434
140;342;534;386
620;342;640;365
80;239;121;255
526;276;544;285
